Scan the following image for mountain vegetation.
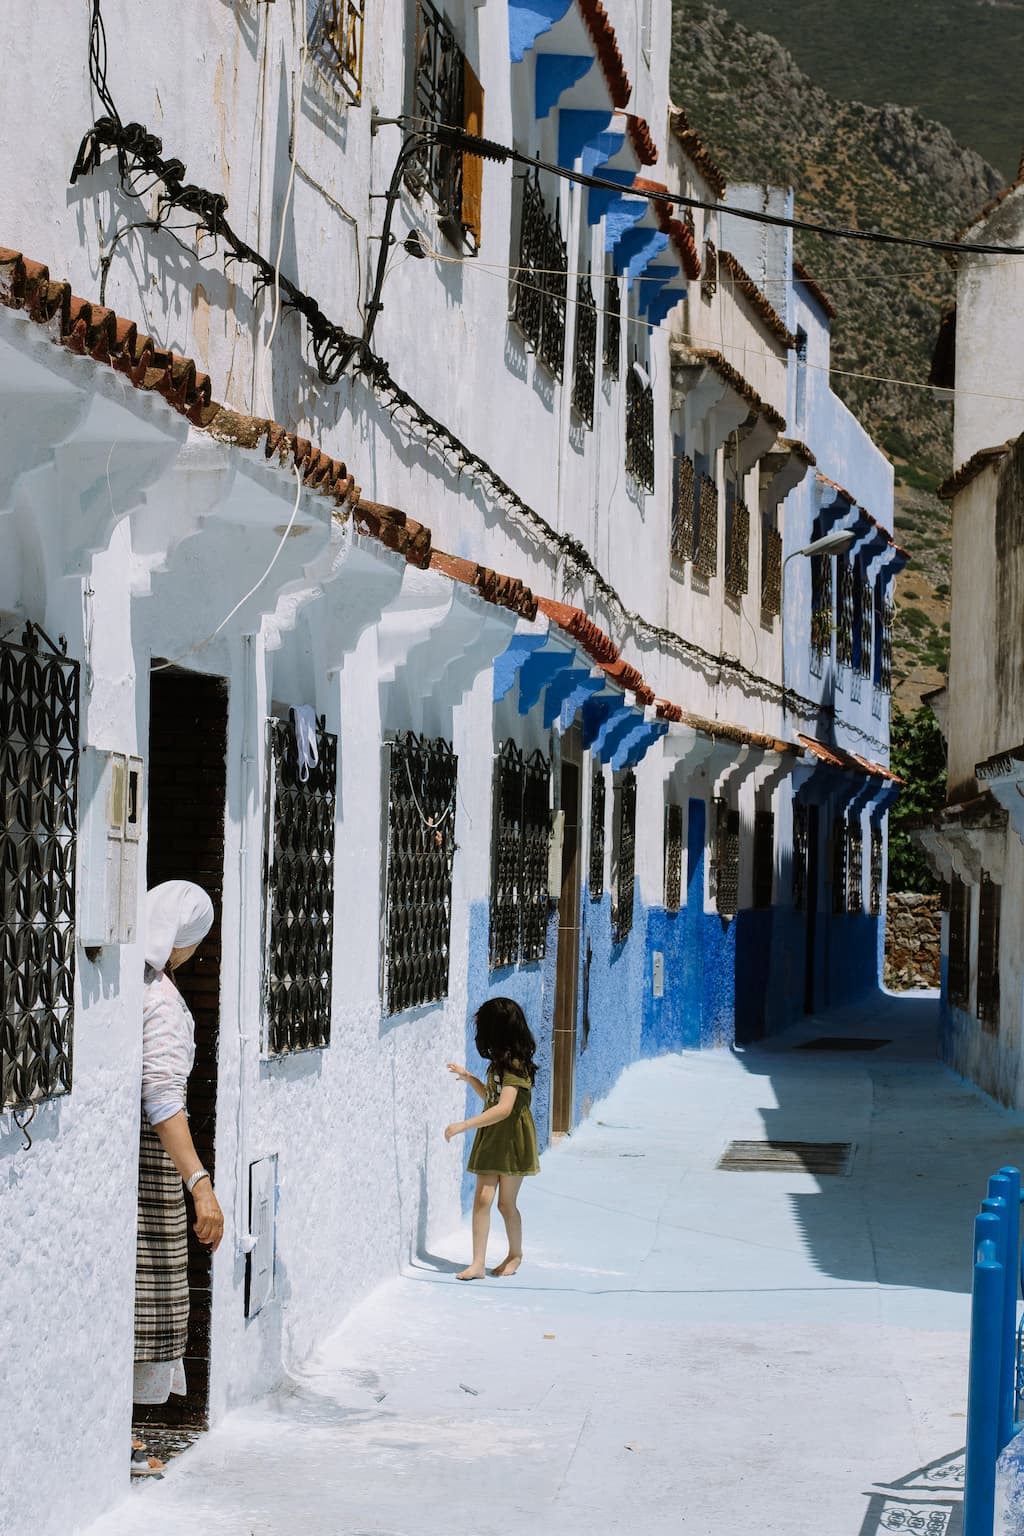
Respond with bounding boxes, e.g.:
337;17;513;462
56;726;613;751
669;0;1007;709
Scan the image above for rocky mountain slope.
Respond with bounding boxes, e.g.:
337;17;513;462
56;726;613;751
669;1;1006;709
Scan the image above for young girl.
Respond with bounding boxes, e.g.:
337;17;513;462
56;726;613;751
445;997;540;1281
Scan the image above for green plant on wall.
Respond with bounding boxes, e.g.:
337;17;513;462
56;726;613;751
888;704;947;893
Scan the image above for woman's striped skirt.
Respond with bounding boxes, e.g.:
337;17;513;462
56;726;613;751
134;1121;189;1366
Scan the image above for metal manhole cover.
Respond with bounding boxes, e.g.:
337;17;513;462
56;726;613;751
717;1140;855;1175
797;1037;891;1052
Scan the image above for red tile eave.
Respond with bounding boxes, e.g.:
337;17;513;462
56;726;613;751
577;0;631;110
667;106;727;200
428;550;538;619
625;115;658;166
792;258;838;320
937;441;1016;502
720;251;798;349
955;176;1024;241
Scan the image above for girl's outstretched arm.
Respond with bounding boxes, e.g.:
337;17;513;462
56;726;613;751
445;1085;517;1141
447;1062;486;1101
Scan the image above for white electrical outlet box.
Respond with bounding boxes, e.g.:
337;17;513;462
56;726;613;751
548;810;565;899
652;951;665;999
78;748;143;946
246;1155;278;1319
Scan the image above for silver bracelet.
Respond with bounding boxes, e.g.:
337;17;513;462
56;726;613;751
185;1167;210;1193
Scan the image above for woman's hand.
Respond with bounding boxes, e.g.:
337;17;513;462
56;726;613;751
444;1121;466;1142
447;1063;470;1080
192;1183;225;1251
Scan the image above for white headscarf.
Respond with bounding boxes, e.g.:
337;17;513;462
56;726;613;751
145;881;215;973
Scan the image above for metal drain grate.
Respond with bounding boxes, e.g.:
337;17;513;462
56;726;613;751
797;1037;890;1052
717;1140;855;1175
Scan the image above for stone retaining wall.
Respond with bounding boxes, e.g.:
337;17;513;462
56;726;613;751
885;891;942;990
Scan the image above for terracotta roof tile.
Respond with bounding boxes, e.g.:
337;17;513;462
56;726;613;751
956;175;1024;240
679;346;787;433
720;251;798;348
636;183;700;279
792;258;837;320
655;699;683;723
937;441;1016;501
780;437;817;468
625;114;658;166
536;597;619;664
577;0;631;110
430;550;538;619
668;107;727;200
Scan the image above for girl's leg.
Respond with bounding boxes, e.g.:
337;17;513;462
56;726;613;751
458;1175;498;1280
492;1175;525;1275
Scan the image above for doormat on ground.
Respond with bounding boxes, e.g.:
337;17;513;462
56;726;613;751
797;1037;891;1051
717;1140;855;1175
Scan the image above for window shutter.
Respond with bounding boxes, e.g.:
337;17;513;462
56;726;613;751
461;58;484;247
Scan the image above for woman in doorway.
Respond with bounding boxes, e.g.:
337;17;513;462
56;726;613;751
444;997;540;1282
132;881;224;1477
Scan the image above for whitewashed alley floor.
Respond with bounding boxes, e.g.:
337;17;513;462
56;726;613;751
88;992;1023;1536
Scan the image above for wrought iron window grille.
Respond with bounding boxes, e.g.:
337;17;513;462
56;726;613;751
725;495;750;597
761;522;782;616
713;799;740;919
307;0;365;105
0;624;79;1111
702;239;718;300
831;817;848;915
664;803;683;911
947;876;971;1010
489;739;552;970
836;556;855;669
381;732;459;1015
571;266;598;428
858;576;873;678
407;0;481;250
603;270;621;378
846;820;864;914
792;801;809;913
695;473;719;578
625;353;655;492
880;598;894;694
753;810;774;909
589;768;606;900
264;716;337;1056
977;876;1001;1029
611;770;637;942
672;451;696;563
810;552;833;665
869;824;883;916
509;164;568;378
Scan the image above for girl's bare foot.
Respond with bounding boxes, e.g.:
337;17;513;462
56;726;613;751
489;1253;522;1276
456;1264;486;1281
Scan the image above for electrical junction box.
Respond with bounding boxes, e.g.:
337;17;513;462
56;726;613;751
547;810;565;900
652;951;665;999
78;748;143;947
246;1155;278;1319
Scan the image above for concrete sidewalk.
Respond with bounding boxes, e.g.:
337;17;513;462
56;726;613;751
89;993;1024;1536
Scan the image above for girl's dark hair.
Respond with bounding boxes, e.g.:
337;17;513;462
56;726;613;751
474;997;538;1084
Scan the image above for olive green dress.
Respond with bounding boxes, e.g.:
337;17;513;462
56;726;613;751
467;1064;540;1177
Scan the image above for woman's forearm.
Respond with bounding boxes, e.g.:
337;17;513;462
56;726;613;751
466;1075;487;1101
152;1110;205;1183
463;1102;511;1130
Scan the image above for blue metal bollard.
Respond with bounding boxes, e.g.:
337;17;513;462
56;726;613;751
989;1176;1018;1449
965;1219;1005;1536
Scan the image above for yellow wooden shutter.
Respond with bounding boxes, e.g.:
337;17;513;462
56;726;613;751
461;59;484;249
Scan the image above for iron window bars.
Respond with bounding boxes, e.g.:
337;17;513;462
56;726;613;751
572;267;598;428
589;768;606;900
672;451;696;563
264;716;337;1055
489;739;552;969
836;556;855;669
831;817;848;915
846;818;864;914
753;810;774;909
713;799;740;918
947;876;971;1010
725;495;750;597
611;770;637;943
702;239;718;300
792;801;809;912
880;597;894;694
869;824;883;916
761;522;783;616
407;0;483;250
977;877;1001;1030
810;551;833;667
0;625;79;1110
695;473;719;578
307;0;365;105
381;732;458;1014
858;576;873;678
664;802;683;912
625;355;655;492
510;164;568;379
603;270;621;378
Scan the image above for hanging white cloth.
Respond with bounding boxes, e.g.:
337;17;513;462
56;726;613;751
292;705;319;783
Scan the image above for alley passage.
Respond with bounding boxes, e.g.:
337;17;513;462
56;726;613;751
89;994;1019;1536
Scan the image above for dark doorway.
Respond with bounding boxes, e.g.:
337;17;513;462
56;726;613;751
803;806;820;1014
134;667;228;1444
551;729;582;1136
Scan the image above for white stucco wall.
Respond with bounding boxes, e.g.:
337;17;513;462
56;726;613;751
953;190;1024;467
